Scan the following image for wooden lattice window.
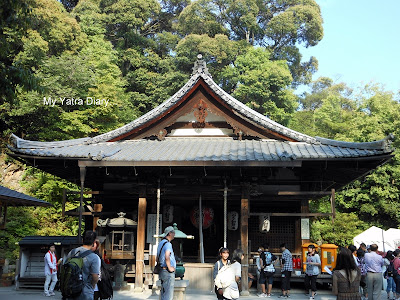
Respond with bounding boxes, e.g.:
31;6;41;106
248;216;295;253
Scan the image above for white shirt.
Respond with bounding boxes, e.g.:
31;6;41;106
353;255;359;266
223;262;241;300
44;251;57;276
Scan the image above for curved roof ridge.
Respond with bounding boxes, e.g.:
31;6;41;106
8;56;395;152
316;134;394;151
9;73;202;149
90;73;201;143
10;133;91;149
200;73;317;143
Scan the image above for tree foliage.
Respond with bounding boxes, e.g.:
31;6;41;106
3;0;399;257
221;47;297;125
292;80;400;242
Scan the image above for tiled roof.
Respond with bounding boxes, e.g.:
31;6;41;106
0;185;52;207
7;137;393;165
9;57;317;150
7;57;394;161
19;236;79;246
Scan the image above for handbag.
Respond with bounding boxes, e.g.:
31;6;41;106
154;239;168;274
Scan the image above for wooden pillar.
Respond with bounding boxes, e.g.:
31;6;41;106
240;185;250;296
135;185;147;291
294;217;302;254
78;166;86;243
93;203;103;231
330;189;336;224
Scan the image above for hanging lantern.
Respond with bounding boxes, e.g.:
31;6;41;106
190;207;214;229
227;211;239;231
259;214;271;233
163;205;174;223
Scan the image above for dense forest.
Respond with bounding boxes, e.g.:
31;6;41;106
1;0;400;260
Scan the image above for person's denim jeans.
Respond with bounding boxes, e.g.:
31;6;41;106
387;276;396;293
160;269;175;300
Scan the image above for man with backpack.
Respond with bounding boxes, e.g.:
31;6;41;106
258;244;277;297
157;226;176;300
61;231;101;300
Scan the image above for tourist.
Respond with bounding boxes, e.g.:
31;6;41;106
349;245;359;267
392;249;400;300
44;244;58;297
365;244;384;300
214;247;230;299
222;249;243;300
254;246;264;293
157;226;176;300
248;272;256;290
383;251;396;300
258;244;277;298
357;249;368;300
91;240;101;300
332;247;361;300
359;243;368;254
304;244;321;300
64;231;101;300
279;243;293;298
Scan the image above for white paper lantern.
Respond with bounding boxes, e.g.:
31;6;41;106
259;214;270;233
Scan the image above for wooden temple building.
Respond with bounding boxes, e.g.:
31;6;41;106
8;56;394;292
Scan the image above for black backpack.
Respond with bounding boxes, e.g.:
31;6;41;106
385;261;395;277
60;250;93;299
97;259;113;299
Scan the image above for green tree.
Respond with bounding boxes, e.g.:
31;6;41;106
174;0;323;85
0;0;41;137
176;0;228;37
311;212;368;246
29;0;86;56
100;0;161;48
294;81;400;237
221;47;297;125
291;78;356;139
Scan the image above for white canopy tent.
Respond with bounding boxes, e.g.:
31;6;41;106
353;226;400;252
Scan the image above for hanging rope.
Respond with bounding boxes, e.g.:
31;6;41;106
156;179;161;242
224;179;227;248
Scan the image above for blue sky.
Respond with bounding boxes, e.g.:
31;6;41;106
299;0;400;94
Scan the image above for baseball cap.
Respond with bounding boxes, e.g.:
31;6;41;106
308;244;316;249
164;226;175;235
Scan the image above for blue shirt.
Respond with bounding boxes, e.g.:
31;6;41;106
157;239;176;268
365;251;384;273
